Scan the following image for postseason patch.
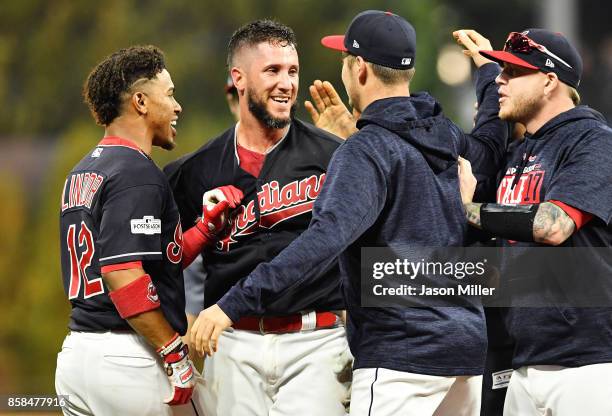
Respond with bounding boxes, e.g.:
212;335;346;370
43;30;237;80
492;369;513;390
130;216;162;235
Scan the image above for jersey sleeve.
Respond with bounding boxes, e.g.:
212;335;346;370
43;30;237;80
545;128;612;225
98;183;165;267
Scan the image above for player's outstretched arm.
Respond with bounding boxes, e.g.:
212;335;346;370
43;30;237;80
305;80;358;139
103;268;196;406
192;134;389;357
452;29;508;182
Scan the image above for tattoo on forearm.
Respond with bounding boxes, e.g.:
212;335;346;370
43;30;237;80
464;203;482;228
533;202;575;244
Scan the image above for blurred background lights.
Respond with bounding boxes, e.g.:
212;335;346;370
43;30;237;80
437;44;472;86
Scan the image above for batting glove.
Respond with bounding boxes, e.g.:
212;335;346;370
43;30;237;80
196;185;244;238
157;333;196;406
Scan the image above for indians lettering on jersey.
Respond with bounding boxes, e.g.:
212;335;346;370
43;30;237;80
497;162;545;205
218;174;326;251
61;172;105;211
166;222;184;264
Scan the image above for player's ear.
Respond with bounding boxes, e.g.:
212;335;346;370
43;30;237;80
543;72;558;97
132;91;148;115
230;67;245;96
356;56;367;85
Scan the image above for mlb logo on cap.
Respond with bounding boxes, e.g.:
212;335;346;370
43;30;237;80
320;10;417;70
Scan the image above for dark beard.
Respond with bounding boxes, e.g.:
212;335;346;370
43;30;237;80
247;88;296;129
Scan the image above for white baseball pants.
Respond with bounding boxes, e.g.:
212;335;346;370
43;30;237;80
55;331;205;416
503;364;612;415
349;367;482;416
194;325;352;416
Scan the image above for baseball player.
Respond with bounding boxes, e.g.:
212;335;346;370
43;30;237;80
191;12;509;416
460;29;612;415
164;20;351;415
55;45;243;415
301;79;517;416
292;64;517;416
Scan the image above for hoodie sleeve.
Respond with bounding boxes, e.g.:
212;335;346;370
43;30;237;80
545;126;612;224
217;136;388;322
458;62;510;188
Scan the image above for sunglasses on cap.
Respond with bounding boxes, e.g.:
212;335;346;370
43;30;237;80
504;32;573;69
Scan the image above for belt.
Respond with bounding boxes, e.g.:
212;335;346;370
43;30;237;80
233;311;339;334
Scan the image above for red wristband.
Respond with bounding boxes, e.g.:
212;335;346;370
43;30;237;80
108;274;160;319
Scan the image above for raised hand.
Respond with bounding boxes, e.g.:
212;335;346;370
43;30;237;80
452;29;495;68
305;80;358;139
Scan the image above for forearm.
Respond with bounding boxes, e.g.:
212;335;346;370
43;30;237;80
464;202;575;245
104;268;176;348
463;63;509;177
464;202;483;228
125;309;177;349
532;202;575;245
181;223;214;269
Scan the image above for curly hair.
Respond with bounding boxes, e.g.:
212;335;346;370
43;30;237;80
83;45;166;126
227;19;297;68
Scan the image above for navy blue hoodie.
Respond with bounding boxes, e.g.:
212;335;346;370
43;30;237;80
218;63;507;375
495;106;612;368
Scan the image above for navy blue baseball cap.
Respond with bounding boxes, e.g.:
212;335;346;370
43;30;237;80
321;10;416;69
480;29;582;88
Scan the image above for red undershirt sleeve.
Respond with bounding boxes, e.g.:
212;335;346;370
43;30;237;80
549;199;593;231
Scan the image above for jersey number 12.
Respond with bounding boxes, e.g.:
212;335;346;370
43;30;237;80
67;222;104;299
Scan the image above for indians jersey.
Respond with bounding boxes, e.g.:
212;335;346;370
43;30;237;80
165;119;344;314
495;107;612;368
59;137;187;334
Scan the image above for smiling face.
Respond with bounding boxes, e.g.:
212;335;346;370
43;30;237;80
139;69;182;150
236;41;299;129
495;63;545;124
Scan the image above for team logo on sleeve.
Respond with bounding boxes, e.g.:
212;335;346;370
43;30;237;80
130;216;162;235
147;281;159;303
166;222;183;264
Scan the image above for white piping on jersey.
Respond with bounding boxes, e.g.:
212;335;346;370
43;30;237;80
233;122;291;166
99;251;162;261
97;144;150;159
